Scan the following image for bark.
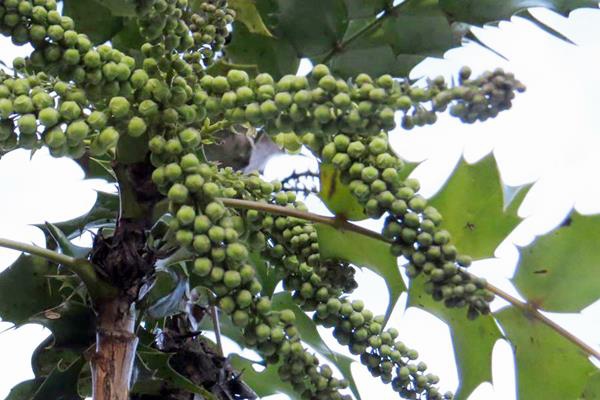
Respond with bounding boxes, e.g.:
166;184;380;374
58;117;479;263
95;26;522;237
91;297;138;400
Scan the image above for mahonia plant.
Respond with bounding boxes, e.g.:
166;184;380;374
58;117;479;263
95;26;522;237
0;0;525;399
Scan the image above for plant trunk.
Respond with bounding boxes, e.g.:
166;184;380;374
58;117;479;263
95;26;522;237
91;296;138;400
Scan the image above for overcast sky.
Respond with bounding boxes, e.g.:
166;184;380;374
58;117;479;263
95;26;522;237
1;7;600;400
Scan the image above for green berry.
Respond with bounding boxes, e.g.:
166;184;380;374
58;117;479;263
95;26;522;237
66;120;89;143
226;242;248;262
38;107;60;127
223;270;242;288
127;117;147;137
168;183;189;203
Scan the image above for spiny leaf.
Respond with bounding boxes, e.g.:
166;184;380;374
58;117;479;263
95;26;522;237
230;355;300;399
44;222;91;258
343;0;387;19
439;0;598;25
316;224;405;324
513;212;600;312
63;0;123;44
319;163;367;221
408;275;502;400
116;132;150;164
229;0;273;37
144;264;188;320
428;155;527;259
31;357;86;400
226;22;299;79
496;307;597;400
137;345;217;398
51;191;119;239
5;379;44;400
581;371;600;399
250;251;282;298
0;255;63;325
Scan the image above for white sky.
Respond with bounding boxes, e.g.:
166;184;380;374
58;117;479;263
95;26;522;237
1;7;600;400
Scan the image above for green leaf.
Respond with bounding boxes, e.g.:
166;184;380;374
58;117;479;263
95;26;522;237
5;379;44;400
96;0;139;16
230;355;300;399
75;155;116;182
316;224;405;324
269;0;349;57
30;301;96;348
408;276;502;400
513;212;600;312
581;372;600;399
330;0;458;78
116;133;150;164
144;264;187;320
0;255;63;325
44;222;91;258
137;345;217;398
31;357;85;400
439;0;598;25
319;164;367;221
496;307;597;400
271;292;360;400
226;22;299;79
428;155;526;259
343;0;387;19
229;0;273;37
63;0;123;44
250;252;282;297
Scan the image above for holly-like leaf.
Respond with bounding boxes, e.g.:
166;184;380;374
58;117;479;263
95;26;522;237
226;22;299;79
5;379;44;400
63;0;123;44
230;355;300;399
229;0;273;37
116;133;150;164
137;346;217;398
44;222;91;258
250;252;282;298
144;264;188;320
316;224;405;324
97;0;139;16
329;0;457;78
513;212;600;312
31;301;96;348
408;276;502;400
319;164;367;221
496;307;597;400
439;0;598;25
428;155;526;259
271;292;360;400
268;0;348;58
0;255;63;325
31;357;86;400
343;0;387;19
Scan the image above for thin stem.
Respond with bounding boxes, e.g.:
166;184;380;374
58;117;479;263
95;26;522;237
210;306;224;357
218;197;383;241
0;237;117;300
321;3;402;64
0;237;78;266
484;282;600;360
219;198;600;361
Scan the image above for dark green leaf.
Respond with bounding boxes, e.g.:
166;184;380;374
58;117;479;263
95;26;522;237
137;346;217;398
30;301;96;348
250;252;282;297
320;163;367;221
31;336;81;378
44;222;91;258
75;155;116;182
230;355;300;399
5;379;44;400
111;17;145;56
269;0;348;57
31;357;85;400
116;133;150;164
144;264;188;320
439;0;598;25
63;0;123;44
513;212;600;312
496;307;597;400
226;22;299;79
408;276;502;400
97;0;139;16
330;0;457;78
343;0;387;19
316;224;405;324
0;255;63;325
428;155;526;259
229;0;273;37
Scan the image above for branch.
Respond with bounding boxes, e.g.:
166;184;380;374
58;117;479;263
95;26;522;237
219;198;600;361
321;3;402;64
0;237;117;300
